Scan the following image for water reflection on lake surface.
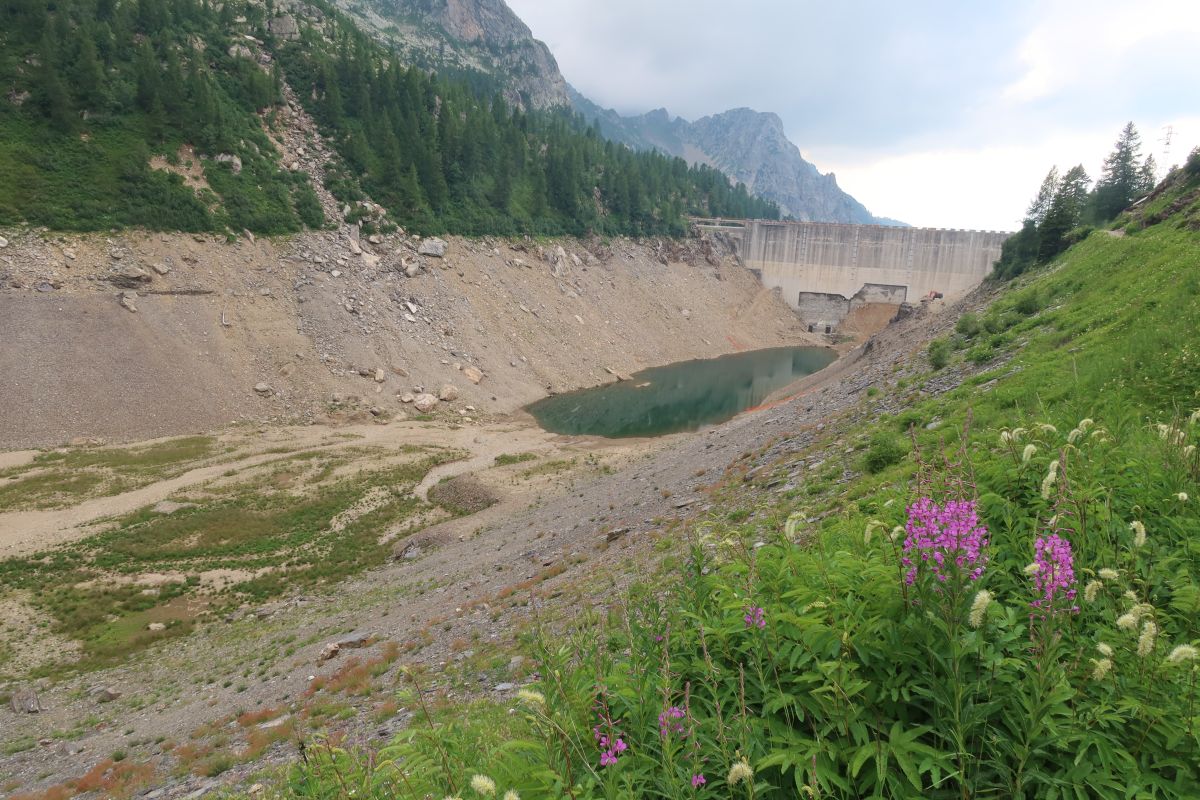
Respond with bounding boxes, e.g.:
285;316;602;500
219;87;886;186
526;346;836;438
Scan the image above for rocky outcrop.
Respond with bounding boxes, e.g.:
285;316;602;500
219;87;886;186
570;89;898;226
330;0;569;109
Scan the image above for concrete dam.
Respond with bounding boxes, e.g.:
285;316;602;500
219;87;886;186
695;219;1010;332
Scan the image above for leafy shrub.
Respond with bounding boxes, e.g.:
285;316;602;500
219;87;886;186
861;431;907;473
954;312;982;338
1013;290;1043;316
965;344;995;364
928;338;952;370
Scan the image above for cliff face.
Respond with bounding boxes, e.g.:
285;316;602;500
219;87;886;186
570;90;895;225
330;0;570;109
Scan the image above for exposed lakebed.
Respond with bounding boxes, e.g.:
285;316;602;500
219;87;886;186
527;346;837;438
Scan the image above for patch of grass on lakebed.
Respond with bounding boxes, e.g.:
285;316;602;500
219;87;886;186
0;436;220;512
0;446;465;674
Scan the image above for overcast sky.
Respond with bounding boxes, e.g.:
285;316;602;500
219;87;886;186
505;0;1200;229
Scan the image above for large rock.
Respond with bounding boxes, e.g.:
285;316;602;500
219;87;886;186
214;153;243;174
267;15;300;40
0;236;8;248
413;393;439;413
254;382;273;396
417;238;448;258
463;366;484;385
106;266;152;289
10;686;41;713
438;384;460;402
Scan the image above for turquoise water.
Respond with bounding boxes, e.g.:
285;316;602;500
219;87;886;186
526;346;836;438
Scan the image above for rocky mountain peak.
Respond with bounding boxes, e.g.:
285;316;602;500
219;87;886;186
331;0;569;108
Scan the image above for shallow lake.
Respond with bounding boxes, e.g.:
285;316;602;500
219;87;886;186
526;346;837;438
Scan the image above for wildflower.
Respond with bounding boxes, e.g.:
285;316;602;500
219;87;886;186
1138;620;1158;657
1156;424;1185;444
743;606;766;629
727;759;754;786
1123;590;1138;602
1084;581;1102;602
1117;613;1139;631
1098;568;1120;581
503;792;520;800
1190;409;1200;425
1023;562;1041;576
516;689;545;706
1130;521;1147;548
1097;642;1114;657
691;774;707;788
1091;658;1113;680
889;525;904;542
901;498;990;585
968;590;993;628
470;775;497;797
1029;532;1077;614
658;706;687;738
1000;430;1014;446
1185;445;1197;458
1022;444;1037;462
1040;460;1059;499
599;750;618;767
1078;418;1094;432
1036;423;1056;434
1067;428;1083;444
1179;492;1189;503
864;519;885;545
1167;645;1199;664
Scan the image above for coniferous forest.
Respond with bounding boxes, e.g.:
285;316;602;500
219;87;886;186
0;0;778;237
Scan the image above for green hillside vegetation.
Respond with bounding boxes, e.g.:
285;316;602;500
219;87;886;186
0;0;322;233
275;1;777;237
0;0;776;237
285;169;1200;796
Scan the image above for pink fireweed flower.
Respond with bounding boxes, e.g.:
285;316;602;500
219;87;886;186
1029;532;1078;615
901;498;990;586
691;774;706;788
658;706;688;738
743;606;766;629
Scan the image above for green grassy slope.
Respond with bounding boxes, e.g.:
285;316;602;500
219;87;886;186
281;171;1200;798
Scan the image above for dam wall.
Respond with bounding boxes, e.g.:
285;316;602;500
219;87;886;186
698;219;1010;330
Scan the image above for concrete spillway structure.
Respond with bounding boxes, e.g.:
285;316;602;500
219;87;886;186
696;219;1010;331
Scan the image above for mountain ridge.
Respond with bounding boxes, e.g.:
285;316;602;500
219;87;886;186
568;87;900;225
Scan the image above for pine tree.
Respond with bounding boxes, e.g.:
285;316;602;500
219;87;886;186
1025;167;1059;225
1039;164;1091;262
72;32;107;110
1092;122;1144;221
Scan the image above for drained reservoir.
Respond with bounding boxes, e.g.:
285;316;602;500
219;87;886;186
527;346;836;438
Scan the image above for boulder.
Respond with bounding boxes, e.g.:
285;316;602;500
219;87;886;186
88;686;121;703
267;15;300;40
417;238;448;258
373;368;386;383
399;393;415;404
463;366;484;385
253;382;273;396
228;44;254;59
318;643;341;662
0;236;8;248
151;262;170;276
10;686;41;713
147;622;166;632
119;292;138;313
438;384;460;402
106;267;152;289
413;393;439;413
335;631;372;649
214;153;243;174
